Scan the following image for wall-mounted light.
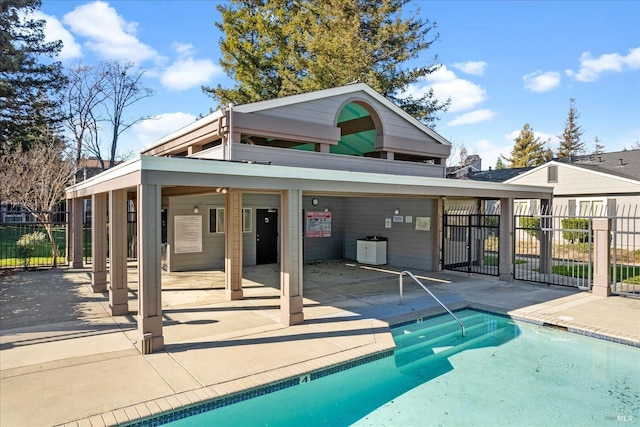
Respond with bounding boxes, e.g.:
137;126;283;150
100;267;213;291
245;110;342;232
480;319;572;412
193;206;200;214
312;198;319;206
394;209;400;215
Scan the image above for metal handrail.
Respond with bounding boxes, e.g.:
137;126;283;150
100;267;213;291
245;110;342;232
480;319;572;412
399;270;465;337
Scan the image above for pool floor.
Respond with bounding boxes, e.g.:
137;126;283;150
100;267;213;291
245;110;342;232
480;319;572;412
165;310;639;426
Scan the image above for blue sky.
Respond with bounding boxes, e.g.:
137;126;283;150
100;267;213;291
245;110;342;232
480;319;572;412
38;0;640;169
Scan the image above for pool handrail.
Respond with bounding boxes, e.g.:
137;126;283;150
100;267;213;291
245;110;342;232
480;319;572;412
399;270;465;337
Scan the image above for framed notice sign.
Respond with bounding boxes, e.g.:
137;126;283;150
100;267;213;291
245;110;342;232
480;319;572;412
174;215;202;253
415;216;431;231
306;211;332;238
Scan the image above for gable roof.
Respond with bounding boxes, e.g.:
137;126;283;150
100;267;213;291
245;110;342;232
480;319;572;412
233;83;451;146
143;83;451;154
504;149;640;185
467;167;534;182
467;149;640;184
552;149;640;181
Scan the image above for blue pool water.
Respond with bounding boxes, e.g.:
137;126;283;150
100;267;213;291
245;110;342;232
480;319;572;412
164;310;639;426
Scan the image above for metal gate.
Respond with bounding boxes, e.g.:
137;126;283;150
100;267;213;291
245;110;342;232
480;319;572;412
442;208;500;276
610;207;640;297
514;205;639;296
514;210;593;289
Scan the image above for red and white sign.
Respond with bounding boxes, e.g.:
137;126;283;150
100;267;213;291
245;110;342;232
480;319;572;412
306;211;332;238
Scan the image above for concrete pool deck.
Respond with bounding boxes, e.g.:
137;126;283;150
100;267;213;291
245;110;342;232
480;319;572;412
1;261;639;426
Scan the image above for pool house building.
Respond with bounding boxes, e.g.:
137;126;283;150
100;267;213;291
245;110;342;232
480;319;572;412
64;83;553;354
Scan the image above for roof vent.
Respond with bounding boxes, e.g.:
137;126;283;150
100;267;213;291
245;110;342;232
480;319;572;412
619;158;624;166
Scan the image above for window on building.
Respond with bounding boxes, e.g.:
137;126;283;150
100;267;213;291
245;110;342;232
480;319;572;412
547;165;558;183
243;208;252;233
576;198;606;216
209;207;225;233
514;200;531;215
209;207;252;233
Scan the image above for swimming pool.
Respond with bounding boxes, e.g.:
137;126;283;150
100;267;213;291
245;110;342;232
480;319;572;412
159;309;639;426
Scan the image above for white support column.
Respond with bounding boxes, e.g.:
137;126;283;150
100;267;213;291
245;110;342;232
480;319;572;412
91;193;108;292
280;189;304;326
109;189;129;315
137;183;164;354
499;197;514;282
592;218;612;297
225;190;243;300
69;197;83;268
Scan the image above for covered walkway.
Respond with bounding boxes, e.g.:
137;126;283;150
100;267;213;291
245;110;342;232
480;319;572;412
1;261;638;426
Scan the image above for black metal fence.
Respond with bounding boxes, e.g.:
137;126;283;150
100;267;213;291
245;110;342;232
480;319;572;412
514;204;639;297
0;210;68;269
442;206;500;276
82;210;138;264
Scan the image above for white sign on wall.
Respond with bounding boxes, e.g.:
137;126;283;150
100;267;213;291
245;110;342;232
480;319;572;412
174;215;202;253
415;216;431;231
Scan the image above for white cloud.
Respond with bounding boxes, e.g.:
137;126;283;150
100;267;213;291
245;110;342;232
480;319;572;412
523;70;561;92
505;129;557;146
63;1;159;63
473;139;512;169
405;66;487;113
447;109;496;126
566;47;640;82
133;112;197;150
453;61;487;76
160;44;222;91
33;11;82;61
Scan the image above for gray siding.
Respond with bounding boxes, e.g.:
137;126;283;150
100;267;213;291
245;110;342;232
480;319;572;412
343;197;435;270
215;144;446;177
168;193;280;271
303;197;347;261
256;93;438;144
168;193;437;272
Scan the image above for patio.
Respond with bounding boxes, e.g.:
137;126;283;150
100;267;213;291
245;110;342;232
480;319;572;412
1;261;638;426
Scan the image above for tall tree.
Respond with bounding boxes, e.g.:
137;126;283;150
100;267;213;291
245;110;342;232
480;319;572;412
101;61;154;170
495;157;506;170
503;124;552;168
592;136;605;154
62;63;107;165
205;0;449;126
0;131;74;267
66;61;154;170
0;0;66;153
557;98;585;158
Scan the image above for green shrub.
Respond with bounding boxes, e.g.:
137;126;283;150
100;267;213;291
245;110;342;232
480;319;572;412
561;218;591;243
16;231;47;268
519;216;540;237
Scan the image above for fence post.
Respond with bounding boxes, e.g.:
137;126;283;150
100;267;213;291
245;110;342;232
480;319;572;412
592;218;611;297
499;198;514;281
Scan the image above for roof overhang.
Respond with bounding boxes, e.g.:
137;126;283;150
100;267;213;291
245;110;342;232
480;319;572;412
66;156;553;200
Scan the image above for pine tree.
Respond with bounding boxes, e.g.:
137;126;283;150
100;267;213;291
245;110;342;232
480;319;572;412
593;136;605;154
495;157;506;170
0;0;66;153
205;0;449;125
503;124;551;168
557;98;585;158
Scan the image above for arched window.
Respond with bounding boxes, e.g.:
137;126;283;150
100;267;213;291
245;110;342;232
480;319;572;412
333;101;381;157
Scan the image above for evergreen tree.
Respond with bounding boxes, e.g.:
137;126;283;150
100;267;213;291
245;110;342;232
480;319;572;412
503;124;551;168
205;0;449;125
1;0;66;153
593;136;605;154
557;98;585;158
495;157;505;170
